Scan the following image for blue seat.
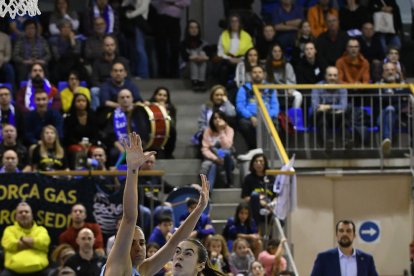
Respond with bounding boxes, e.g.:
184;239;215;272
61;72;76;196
288;107;308;132
362;106;379;132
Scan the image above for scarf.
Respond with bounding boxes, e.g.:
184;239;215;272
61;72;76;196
94;3;115;33
113;107;128;141
24;79;53;111
271;59;284;69
0;105;16;142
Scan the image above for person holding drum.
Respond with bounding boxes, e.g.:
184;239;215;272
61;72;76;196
102;132;210;276
200;110;235;190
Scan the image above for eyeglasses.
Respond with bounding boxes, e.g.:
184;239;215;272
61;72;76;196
0;93;10;97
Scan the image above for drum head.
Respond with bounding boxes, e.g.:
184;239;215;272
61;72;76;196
166;187;211;227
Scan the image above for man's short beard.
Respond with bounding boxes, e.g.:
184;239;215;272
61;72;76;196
338;238;353;248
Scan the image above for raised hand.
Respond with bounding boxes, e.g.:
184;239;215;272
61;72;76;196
197;174;210;210
121;132;156;170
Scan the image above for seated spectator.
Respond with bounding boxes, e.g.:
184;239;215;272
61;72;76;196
250;261;266;276
145;242;173;276
291;20;315;63
0;149;20;173
105;216;121;255
61;71;92;113
59;203;105;256
339;0;371;34
235;47;260;88
200;110;235;189
179;198;215;242
89;0;119;35
83;17;106;64
0;30;15;86
48;243;76;276
215;14;253;86
99;61;142;109
180;19;209;92
1;202;51;275
294;42;325;85
271;0;304;50
12;19;51;83
358;22;384;82
311;66;350;149
0;125;29;172
383;46;405;80
378;62;407;156
256;24;279;62
0;86;23;137
31;125;68;171
147;87;177;159
240;153;276;225
229;238;256;275
223;202;262;258
206;234;231;274
91;35;130;87
16;63;61;113
307;0;338;38
315;14;349;67
258;239;288;276
23;90;63;147
48;19;83;83
265;43;303;109
194;85;236;145
48;0;80;36
63;93;100;169
64;228;106;276
371;0;403;52
336;38;370;83
9;15;41;39
236;65;279;150
148;215;174;247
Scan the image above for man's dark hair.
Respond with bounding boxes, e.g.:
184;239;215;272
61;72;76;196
158;215;173;224
0;86;11;94
186;198;198;207
23;19;37;30
336;219;356;234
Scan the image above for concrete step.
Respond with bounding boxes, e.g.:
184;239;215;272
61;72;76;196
210;203;239;220
135;78;190;92
211;188;242;203
212;219;227;234
164;173;201;187
156;159;202;173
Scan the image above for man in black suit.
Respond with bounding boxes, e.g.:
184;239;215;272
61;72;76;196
311;219;378;276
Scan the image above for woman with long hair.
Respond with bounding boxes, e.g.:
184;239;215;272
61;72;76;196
265;43;303;109
291;20;315;63
206;234;232;274
31;125;68;171
148;87;177;159
235;47;260;87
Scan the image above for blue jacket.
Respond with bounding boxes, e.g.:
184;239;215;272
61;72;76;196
235;82;279;119
99;78;142;105
310;248;378;276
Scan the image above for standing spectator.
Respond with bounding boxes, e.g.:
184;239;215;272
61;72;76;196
152;0;191;78
147;87;176;159
23;90;63;147
90;0;119;34
0;30;15;86
0;124;30;172
265;43;303;109
235;47;259;88
1;202;51;275
311;66;350;149
181;20;209;91
64;228;106;276
99;62;142;109
0;149;20;173
271;0;304;50
31;125;68;171
339;0;371;33
84;17;107;65
236;65;279;150
336;38;370;83
48;0;80;36
61;71;92;113
310;219;378;276
371;0;403;52
16;63;61;113
59;203;106;256
200;110;235;189
216;14;254;86
256;24;279;62
315;14;349;67
0;86;23;138
294;42;325;85
48;19;83;83
12;19;51;83
307;0;338;38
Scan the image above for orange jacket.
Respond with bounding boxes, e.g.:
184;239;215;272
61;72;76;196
336;53;370;84
307;5;338;37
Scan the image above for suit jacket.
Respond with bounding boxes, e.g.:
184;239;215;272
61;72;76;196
310;247;378;276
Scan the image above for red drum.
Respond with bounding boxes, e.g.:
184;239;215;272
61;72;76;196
128;103;171;150
166;187;211;227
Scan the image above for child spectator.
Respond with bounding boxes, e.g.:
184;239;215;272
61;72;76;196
229;238;255;275
146;242;172;276
235;48;260;88
250;260;266;276
258;239;287;276
206;234;232;274
148;215;174;247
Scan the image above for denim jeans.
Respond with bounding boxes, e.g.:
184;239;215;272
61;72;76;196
134;27;149;79
379;105;396;140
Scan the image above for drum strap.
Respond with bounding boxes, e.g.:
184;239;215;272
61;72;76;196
113;107;128;141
